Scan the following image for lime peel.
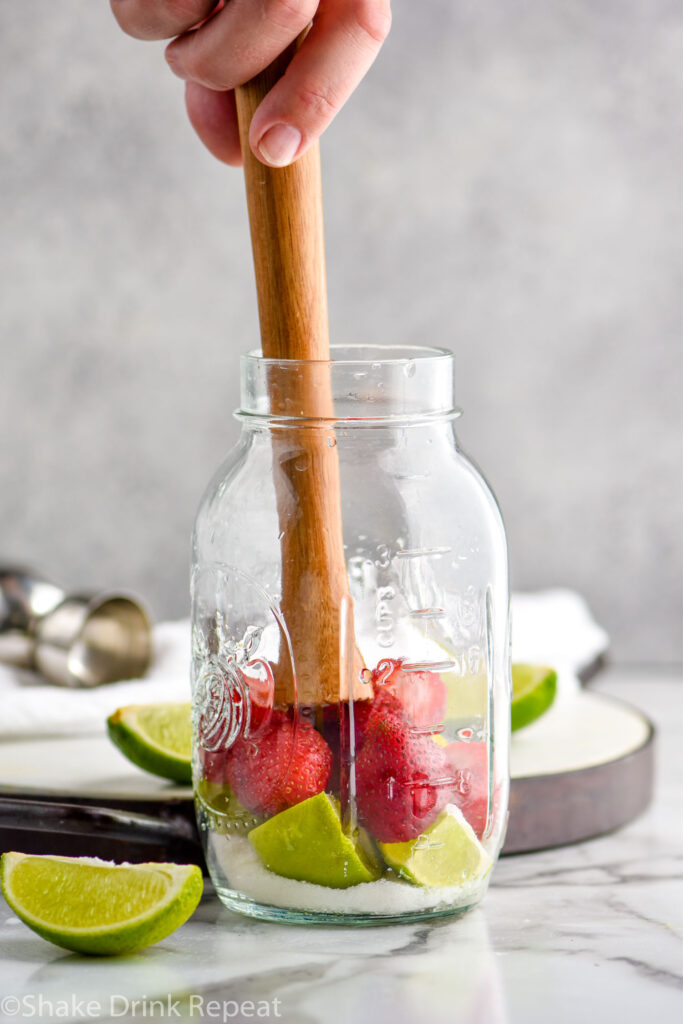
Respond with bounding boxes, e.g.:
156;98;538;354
511;664;558;731
107;702;192;783
0;853;203;956
379;805;492;887
248;792;383;888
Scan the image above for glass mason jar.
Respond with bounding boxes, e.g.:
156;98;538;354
191;345;510;925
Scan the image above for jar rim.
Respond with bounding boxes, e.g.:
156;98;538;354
238;344;458;424
242;344;454;368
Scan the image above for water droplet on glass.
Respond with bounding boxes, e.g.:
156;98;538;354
403;360;416;378
326;436;337;447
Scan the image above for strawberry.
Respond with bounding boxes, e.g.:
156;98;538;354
322;698;377;753
355;712;456;842
373;660;447;731
324;693;401;798
443;740;489;838
364;686;404;730
347;699;377;749
225;711;332;817
197;665;273;784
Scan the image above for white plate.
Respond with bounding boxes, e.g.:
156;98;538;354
0;690;650;801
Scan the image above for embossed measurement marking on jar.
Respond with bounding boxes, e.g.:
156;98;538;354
375;584;396;648
408;608;446;620
400;659;459;673
394;547;451;559
395;546;451;615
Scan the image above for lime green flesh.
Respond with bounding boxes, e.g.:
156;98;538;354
107;702;192;783
0;853;202;955
379;806;492;888
248;793;383;888
511;664;558;732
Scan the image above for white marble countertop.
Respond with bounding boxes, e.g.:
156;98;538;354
0;668;680;1024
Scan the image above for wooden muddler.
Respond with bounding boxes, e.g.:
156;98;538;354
235;45;364;706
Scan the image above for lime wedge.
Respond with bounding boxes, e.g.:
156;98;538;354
107;702;192;783
511;664;558;731
379;805;492;887
248;792;383;888
0;853;202;955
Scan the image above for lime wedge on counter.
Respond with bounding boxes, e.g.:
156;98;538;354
248;792;383;888
107;702;192;783
379;805;492;887
0;853;202;955
511;664;558;732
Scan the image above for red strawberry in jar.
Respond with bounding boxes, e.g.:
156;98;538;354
225;711;333;817
321;697;378;785
372;659;448;732
355;704;457;843
196;658;275;783
442;740;490;839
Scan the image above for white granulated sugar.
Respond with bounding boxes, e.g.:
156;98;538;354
209;835;486;916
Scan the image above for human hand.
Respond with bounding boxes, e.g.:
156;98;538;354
111;0;391;167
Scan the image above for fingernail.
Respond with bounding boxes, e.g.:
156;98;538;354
257;124;302;167
165;42;185;79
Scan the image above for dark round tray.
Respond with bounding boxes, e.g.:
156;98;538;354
0;692;654;864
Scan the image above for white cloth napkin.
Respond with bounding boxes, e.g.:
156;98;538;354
0;589;607;739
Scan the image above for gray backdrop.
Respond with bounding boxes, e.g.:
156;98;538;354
1;1;681;663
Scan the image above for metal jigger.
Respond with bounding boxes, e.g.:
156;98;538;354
0;567;152;687
0;568;65;668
